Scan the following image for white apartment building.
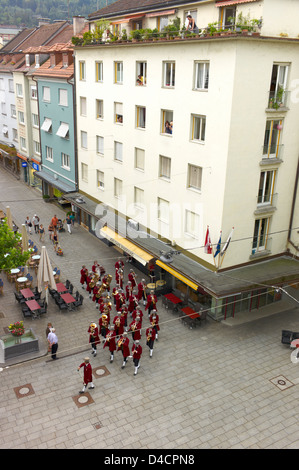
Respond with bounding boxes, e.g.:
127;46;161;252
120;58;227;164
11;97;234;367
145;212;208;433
71;0;299;320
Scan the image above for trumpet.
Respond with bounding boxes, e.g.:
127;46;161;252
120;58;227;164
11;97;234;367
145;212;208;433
131;322;137;331
117;337;124;348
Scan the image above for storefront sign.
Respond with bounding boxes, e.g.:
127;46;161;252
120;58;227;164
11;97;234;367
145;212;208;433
21;162;27;167
32;162;39;171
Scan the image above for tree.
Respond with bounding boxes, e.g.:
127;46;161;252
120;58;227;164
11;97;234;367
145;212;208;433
0;218;30;272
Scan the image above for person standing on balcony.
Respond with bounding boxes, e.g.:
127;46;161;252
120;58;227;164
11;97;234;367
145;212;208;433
186;14;199;34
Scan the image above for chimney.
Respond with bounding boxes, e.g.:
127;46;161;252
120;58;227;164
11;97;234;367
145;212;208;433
73;16;86;36
38;18;51;27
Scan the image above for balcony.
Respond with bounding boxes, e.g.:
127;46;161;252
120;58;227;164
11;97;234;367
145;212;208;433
266;90;289;112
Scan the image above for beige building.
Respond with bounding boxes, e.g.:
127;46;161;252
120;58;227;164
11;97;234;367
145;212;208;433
71;0;299;320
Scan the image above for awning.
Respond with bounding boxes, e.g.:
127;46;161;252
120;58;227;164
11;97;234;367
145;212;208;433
41;118;52;132
34;170;76;193
156;260;198;291
17;153;28;161
215;0;259;6
100;226;153;266
56;122;69;138
145;9;176;18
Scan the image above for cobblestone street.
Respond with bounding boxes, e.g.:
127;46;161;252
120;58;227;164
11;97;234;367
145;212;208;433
0;168;299;450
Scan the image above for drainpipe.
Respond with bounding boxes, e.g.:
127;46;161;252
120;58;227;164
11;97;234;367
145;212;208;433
287;156;299;252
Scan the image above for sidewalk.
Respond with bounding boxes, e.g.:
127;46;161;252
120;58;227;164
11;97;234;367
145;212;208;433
1;168;299;450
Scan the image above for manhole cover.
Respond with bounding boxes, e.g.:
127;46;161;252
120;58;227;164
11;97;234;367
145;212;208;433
270;375;294;391
72;392;94;408
93;366;110;378
14;383;35;398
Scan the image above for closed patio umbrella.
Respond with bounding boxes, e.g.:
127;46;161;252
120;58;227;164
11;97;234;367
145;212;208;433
6;206;13;230
21;224;29;253
37;246;56;303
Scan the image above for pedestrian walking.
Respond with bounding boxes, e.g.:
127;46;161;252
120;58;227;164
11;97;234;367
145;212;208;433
52;229;59;252
70;212;75;227
117;332;130;369
47;328;58;360
32;214;40;233
77;357;95;394
25;216;32;235
88;322;101;357
39;224;45;242
132;340;142;376
66;214;72;234
146;326;156;358
51;215;58;229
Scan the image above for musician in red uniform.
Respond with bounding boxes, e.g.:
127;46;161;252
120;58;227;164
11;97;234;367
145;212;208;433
88;322;101;357
113;313;125;337
115;257;124;273
145;290;158;317
121;304;128;330
99;313;109;338
137;279;147;305
128;291;139;314
128;269;137;288
132;306;144;324
103;325;116;363
117;332;130;369
115;289;125;311
128;316;142;342
115;267;124;289
125;281;133;301
149;310;160;340
86;272;93;298
92;260;99;274
132;340;142;376
80;265;88;289
146;326;156;358
77;357;95;394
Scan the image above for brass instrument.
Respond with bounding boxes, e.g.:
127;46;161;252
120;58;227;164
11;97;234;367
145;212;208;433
131;321;137;331
117;337;124;348
89;280;96;289
107;274;112;285
115;317;120;326
147;329;153;342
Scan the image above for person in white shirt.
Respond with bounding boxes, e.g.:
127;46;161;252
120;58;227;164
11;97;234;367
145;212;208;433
32;214;40;234
47;328;58;360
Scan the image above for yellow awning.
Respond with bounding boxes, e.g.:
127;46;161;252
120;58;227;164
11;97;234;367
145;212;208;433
156;260;198;291
100;226;153;266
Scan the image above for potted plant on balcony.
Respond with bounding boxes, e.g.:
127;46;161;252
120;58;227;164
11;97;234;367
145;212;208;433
121;28;128;41
152;28;159;41
207;22;218;37
130;29;143;42
143;28;153;41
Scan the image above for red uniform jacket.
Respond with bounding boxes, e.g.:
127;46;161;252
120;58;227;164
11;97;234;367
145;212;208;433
145;294;158;311
132;309;143;323
146;327;156;343
113;315;124;335
80;268;88;285
88;326;101;345
128;295;139;313
128;320;142;340
115;260;124;271
79;362;92;384
137;282;146;300
86;275;92;293
128;272;136;288
126;284;133;301
117;336;130;357
132;344;142;360
103;330;116;352
150;313;160;331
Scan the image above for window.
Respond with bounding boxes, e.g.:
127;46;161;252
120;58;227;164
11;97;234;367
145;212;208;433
0;78;4;90
185;210;200;238
220;6;236;28
12;128;18;142
114;141;123;162
188;164;202;191
134;187;144;208
41;118;52;133
8;79;14;93
18;111;25;124
114;178;123;198
59;88;68;106
56;122;69;139
61;152;70;170
46;146;53;162
81;163;88;182
184;9;197;25
96;61;103;82
135;148;145;171
34;141;41;156
114;102;123;123
16;83;23;97
115;61;123;84
20;137;26;150
263;120;282;158
268;64;288;108
42;86;50;102
252;218;270;252
81;131;88;149
157;197;169;223
159;155;171;180
158;16;168;31
1;102;6;115
11;104;16;118
163;62;175;87
136;61;147;85
32;113;39;128
96;136;104;155
136;106;146;129
161;110;173;135
80;97;87;116
194;62;209;90
257;170;276;204
96;99;104;119
79;61;86;80
25;54;30;67
191;114;206;142
97;170;104;189
35;54;40;68
31;85;37;99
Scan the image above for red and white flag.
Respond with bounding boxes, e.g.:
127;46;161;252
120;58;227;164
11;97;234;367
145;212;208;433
204;226;212;254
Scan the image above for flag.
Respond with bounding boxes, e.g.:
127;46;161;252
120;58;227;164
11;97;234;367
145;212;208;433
220;228;234;256
204;226;212;254
214;231;222;258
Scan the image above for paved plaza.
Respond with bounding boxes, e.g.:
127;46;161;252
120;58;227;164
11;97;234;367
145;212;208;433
0;168;299;450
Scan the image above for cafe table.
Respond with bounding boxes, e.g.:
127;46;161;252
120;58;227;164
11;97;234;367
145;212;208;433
16;277;28;291
20;288;34;300
60;293;76;310
25;299;41;318
163;293;182;312
56;282;68;293
181;306;200;320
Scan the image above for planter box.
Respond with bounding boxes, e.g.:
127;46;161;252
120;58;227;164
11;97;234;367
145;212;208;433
0;329;39;363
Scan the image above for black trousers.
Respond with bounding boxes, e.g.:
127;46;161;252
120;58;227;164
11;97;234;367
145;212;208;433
51;343;58;359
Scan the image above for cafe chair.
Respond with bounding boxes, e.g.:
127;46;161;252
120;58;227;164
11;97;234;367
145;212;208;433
65;279;70;289
68;283;74;294
49;287;57;297
58;301;68;311
281;330;294;345
22;309;33;320
34;291;41;301
74;295;84;308
39;302;48;315
75;290;80;299
14;292;24;303
198;311;207;324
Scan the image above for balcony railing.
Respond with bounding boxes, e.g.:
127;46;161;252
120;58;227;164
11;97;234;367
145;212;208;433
262;144;284;160
267;90;289;110
251;236;272;256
